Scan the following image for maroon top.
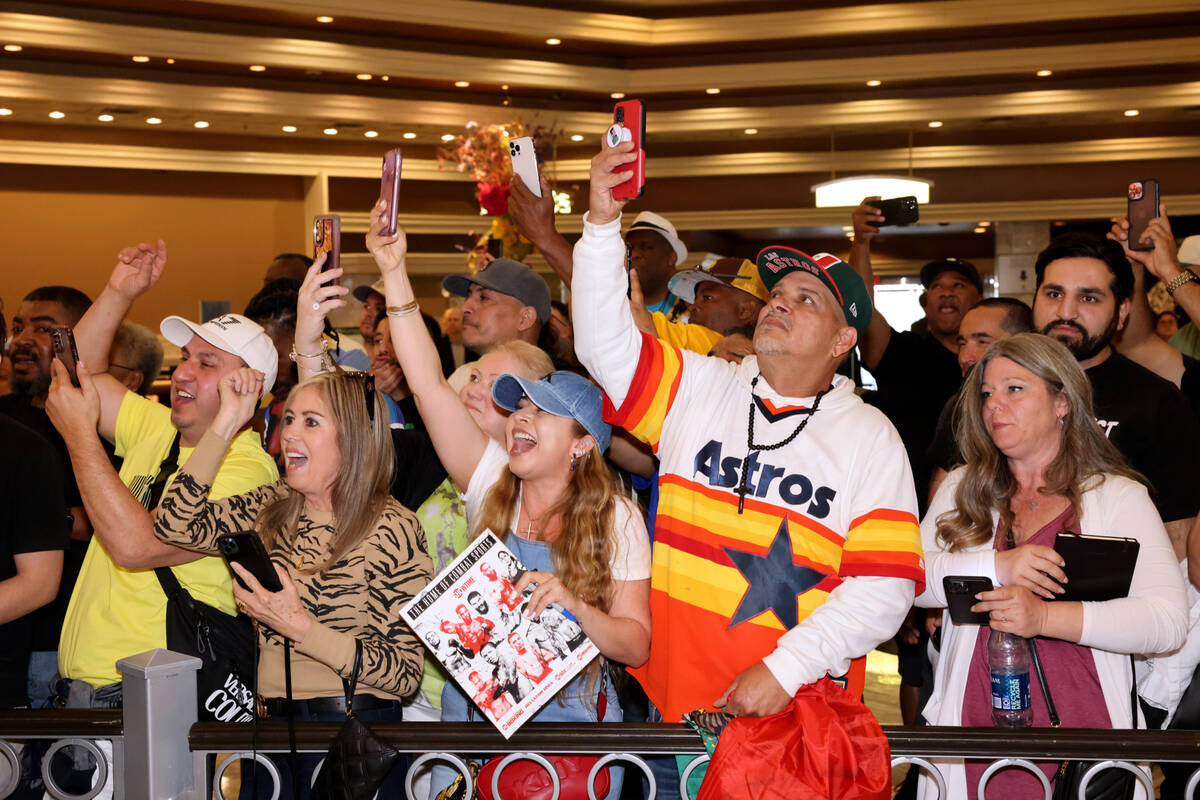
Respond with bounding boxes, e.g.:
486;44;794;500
961;505;1111;799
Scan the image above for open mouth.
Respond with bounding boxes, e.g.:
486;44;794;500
284;450;309;471
173;388;196;403
510;429;537;455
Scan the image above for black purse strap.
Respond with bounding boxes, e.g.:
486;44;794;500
343;640;363;717
284;639;298;798
149;432;185;601
1029;637;1139;730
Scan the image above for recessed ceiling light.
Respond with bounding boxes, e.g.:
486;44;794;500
146;117;162;124
1036;69;1053;77
323;127;338;135
4;44;23;52
166;58;175;64
356;73;372;80
974;227;987;234
928;120;944;128
402;132;416;139
97;113;114;122
193;120;209;128
744;128;758;135
48;110;65;119
131;55;149;62
866;79;882;87
842;226;853;232
0;108;13;116
1124;109;1140;117
316;15;334;23
500;84;509;90
381;75;389;81
441;133;456;142
545;38;561;46
281;125;297;132
364;130;378;138
454;80;470;88
978;220;992;227
249;65;266;72
705;88;720;95
570;134;584;142
610;92;625;99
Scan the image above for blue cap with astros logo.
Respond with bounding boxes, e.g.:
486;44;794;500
755;246;872;338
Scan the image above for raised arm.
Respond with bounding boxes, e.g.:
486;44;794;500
368;201;489;488
848;198;892;371
1112;204;1200;340
74;239;167;442
508;173;575;285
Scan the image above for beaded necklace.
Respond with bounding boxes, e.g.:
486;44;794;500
734;375;828;514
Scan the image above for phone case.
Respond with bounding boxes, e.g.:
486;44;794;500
313;214;341;271
876;196;919;227
50;326;81;388
612;99;645;201
1127;179;1159;252
508;136;541;198
943;575;993;625
380;150;402;237
217;532;283;592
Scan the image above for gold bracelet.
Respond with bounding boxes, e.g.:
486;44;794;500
288;340;328;361
386;300;420;317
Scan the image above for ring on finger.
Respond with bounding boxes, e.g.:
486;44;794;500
312;301;321;311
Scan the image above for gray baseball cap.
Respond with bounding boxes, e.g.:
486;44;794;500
442;259;551;324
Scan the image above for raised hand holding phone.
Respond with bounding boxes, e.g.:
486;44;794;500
365;199;408;274
588;132;638;226
508;136;541;198
312;214;341;271
380;150;402;236
1127;178;1160;252
610;99;645;201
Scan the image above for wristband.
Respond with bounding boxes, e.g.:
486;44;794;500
386;301;420;318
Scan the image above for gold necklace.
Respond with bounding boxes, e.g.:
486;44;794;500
520;496;546;539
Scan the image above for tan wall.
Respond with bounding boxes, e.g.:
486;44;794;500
1;167;306;330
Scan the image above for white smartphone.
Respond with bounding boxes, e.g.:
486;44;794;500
508;136;541;198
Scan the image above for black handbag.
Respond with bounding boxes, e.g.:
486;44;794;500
309;640;402;800
1029;640;1137;800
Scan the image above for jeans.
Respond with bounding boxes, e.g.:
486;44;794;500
26;651;58;709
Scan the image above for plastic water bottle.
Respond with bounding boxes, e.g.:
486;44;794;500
988;629;1033;727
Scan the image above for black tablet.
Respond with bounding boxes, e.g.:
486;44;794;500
1053;533;1138;602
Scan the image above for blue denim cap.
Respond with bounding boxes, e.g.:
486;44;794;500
491;370;612;453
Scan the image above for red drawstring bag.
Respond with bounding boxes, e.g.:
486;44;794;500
697;677;891;800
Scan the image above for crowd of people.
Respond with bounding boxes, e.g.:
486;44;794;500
2;125;1200;800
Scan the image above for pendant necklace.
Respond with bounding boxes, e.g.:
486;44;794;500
734;375;828;514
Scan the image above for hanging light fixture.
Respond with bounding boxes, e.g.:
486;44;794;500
811;129;933;207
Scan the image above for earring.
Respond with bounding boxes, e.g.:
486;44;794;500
570;452;580;472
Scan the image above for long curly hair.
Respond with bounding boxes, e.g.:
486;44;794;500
936;333;1143;552
256;370;394;571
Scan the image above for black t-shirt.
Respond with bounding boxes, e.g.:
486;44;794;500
926;394;960;475
390;429;448;513
0;415;69;706
1088;351;1200;523
0;394;83;508
1182;356;1200;420
866;329;962;513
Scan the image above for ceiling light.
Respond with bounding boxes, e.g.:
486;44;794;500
193;120;209;128
610;92;625;99
4;44;23;52
974;227;987;234
166;58;175;64
866;79;882;87
743;128;758;135
441;133;456;142
841;226;853;232
48;111;65;119
356;73;372;80
364;130;378;138
0;108;13;116
570;134;584;142
928;120;943;128
146;117;162;124
402;132;416;139
977;220;992;227
1124;109;1140;117
454;80;470;88
1036;69;1053;77
323;127;338;135
545;38;561;46
812;176;933;207
281;125;297;132
500;84;509;90
705;88;720;95
249;65;266;72
381;75;389;81
131;55;149;62
97;113;114;122
316;15;334;23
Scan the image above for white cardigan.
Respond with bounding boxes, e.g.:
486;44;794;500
915;469;1188;800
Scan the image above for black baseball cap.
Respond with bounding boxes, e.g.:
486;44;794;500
919;258;983;295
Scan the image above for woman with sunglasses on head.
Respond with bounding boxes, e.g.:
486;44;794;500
153;366;432;799
361;200;651;800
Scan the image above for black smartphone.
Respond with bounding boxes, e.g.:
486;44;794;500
875;196;919;227
486;237;504;259
1127;179;1159;252
943;575;993;625
217;532;283;593
50;326;81;388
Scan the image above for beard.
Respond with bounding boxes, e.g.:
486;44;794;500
9;368;51;398
1040;312;1119;362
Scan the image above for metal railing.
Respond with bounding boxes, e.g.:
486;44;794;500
3;649;1200;799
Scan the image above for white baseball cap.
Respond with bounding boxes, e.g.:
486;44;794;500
1178;235;1200;267
160;313;278;394
626;211;688;267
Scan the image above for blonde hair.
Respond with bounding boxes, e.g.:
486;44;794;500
937;333;1142;551
256;370;394;571
487;340;554;378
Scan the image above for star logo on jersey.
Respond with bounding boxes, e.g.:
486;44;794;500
724;519;826;630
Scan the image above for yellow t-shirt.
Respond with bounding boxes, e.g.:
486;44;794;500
59;393;278;688
651;312;724;355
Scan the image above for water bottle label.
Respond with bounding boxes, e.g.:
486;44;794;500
990;672;1031;711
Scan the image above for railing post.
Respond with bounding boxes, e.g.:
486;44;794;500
116;649;201;800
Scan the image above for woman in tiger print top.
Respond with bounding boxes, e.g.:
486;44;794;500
154;367;433;704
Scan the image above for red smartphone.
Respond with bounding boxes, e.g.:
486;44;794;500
313;214;341;271
50;326;80;388
1127;179;1159;252
611;99;645;201
380;150;402;237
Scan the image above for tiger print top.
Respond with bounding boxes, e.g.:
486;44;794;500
154;429;433;700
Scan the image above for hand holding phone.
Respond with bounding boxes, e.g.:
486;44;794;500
218;532;283;593
380;151;402;237
50;327;81;388
508;136;541;198
875;196;920;227
610;99;645;201
313;214;341;272
1127;179;1160;252
943;575;994;625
